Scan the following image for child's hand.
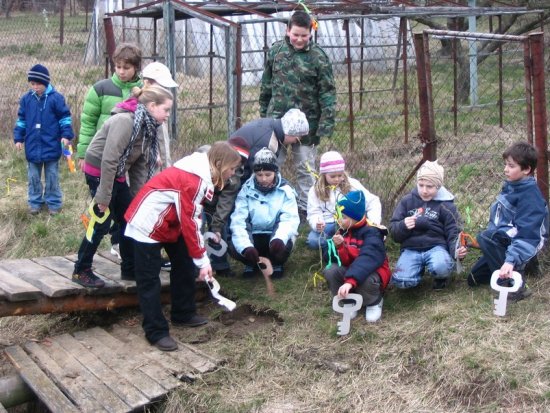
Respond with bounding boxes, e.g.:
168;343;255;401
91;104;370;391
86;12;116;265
499;262;514;278
316;218;325;232
337;282;353;298
198;264;213;281
61;138;70;146
78;159;85;171
15;142;23;150
404;216;417;229
332;233;344;246
457;246;468;260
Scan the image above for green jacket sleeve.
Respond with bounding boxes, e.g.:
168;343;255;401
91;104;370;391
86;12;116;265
78;86;102;159
316;50;336;139
259;48;275;118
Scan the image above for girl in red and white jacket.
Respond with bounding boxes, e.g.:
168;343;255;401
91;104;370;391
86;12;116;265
124;142;241;351
322;190;391;323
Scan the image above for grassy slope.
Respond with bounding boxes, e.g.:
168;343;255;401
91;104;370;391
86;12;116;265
0;138;549;412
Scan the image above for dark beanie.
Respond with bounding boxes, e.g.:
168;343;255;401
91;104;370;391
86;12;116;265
337;190;366;222
28;64;50;86
253;148;278;172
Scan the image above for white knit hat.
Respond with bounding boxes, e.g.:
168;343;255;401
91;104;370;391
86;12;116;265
319;151;345;174
142;62;178;88
281;109;309;136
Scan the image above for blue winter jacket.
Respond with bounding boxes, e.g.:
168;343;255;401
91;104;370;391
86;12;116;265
14;84;74;163
389;186;461;254
484;176;549;266
230;173;300;254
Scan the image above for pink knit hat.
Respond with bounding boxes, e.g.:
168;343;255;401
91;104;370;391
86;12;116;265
319;151;345;174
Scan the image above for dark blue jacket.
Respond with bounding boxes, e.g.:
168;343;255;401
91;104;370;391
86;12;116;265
14;84;74;163
390;186;461;254
484;177;548;266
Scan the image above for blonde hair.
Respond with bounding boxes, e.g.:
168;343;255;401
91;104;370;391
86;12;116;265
314;171;352;202
208;141;241;190
131;85;173;105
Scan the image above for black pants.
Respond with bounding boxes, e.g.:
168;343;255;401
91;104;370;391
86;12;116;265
134;237;197;344
75;175;134;276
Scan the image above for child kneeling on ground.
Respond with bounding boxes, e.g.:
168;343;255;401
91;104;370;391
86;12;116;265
390;160;467;290
322;190;390;322
467;141;549;301
229;148;300;279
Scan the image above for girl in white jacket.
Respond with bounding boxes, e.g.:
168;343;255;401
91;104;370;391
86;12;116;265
306;151;382;254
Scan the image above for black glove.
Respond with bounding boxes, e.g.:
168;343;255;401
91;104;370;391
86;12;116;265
269;239;286;262
242;247;259;265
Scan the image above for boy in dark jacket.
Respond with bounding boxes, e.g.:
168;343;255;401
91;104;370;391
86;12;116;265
467;141;549;301
390;161;467;290
323;190;391;322
14;64;74;215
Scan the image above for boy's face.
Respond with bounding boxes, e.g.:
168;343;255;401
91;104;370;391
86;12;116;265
325;172;345;187
337;213;355;230
504;156;531;182
417;179;438;202
254;170;276;188
286;25;311;50
115;60;137;82
29;81;46;96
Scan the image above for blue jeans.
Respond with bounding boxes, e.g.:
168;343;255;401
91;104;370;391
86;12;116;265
391;245;455;289
469;230;518;285
28;161;62;211
306;222;336;251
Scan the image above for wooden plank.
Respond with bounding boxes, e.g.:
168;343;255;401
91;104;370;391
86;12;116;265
54;334;149;410
73;329;167;399
97;250;121;264
0;402;7;413
82;327;182;391
23;341;109;412
0;267;42;302
26;338;130;412
32;256;123;295
0;288;6;301
4;346;78;413
65;254;137;293
0;259;81;298
110;325;219;377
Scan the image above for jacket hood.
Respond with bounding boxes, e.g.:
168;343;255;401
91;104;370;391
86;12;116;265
173;152;212;184
502;176;537;193
115;96;138;113
412;185;455;202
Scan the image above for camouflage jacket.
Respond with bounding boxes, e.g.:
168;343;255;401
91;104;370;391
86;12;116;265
259;37;336;146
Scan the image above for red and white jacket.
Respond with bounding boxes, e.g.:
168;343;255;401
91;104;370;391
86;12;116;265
124;152;214;268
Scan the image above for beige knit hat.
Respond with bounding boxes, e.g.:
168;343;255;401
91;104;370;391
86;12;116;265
417;160;444;188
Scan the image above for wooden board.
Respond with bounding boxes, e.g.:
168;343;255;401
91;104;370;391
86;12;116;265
26;339;130;412
54;333;149;410
0;402;7;413
0;259;81;298
0;267;42;302
33;256;123;295
4;346;78;413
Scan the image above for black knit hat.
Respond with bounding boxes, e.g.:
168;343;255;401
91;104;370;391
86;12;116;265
28;64;50;86
253;148;278;172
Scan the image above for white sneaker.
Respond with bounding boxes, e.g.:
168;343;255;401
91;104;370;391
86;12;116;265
110;244;121;260
365;298;383;323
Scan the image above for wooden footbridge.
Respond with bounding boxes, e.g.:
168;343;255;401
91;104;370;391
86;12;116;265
0;252;223;412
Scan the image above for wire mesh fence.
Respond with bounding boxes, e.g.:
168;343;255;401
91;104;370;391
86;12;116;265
0;6;548;230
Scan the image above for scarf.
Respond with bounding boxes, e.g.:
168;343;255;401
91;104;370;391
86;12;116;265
116;103;159;180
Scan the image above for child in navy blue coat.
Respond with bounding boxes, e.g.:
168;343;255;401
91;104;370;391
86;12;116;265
14;64;74;215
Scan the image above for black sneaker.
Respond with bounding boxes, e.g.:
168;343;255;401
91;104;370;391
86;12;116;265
242;266;256;278
172;314;208;328
508;283;533;303
432;278;448;290
72;268;105;288
160;259;171;271
153;336;178;352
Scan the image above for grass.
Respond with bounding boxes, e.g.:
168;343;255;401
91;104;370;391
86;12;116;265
0;137;549;412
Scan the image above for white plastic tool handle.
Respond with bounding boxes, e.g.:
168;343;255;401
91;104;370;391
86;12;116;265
208;278;236;311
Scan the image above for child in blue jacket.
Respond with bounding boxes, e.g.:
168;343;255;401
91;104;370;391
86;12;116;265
229;148;300;279
14;64;74;215
468;141;549;301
